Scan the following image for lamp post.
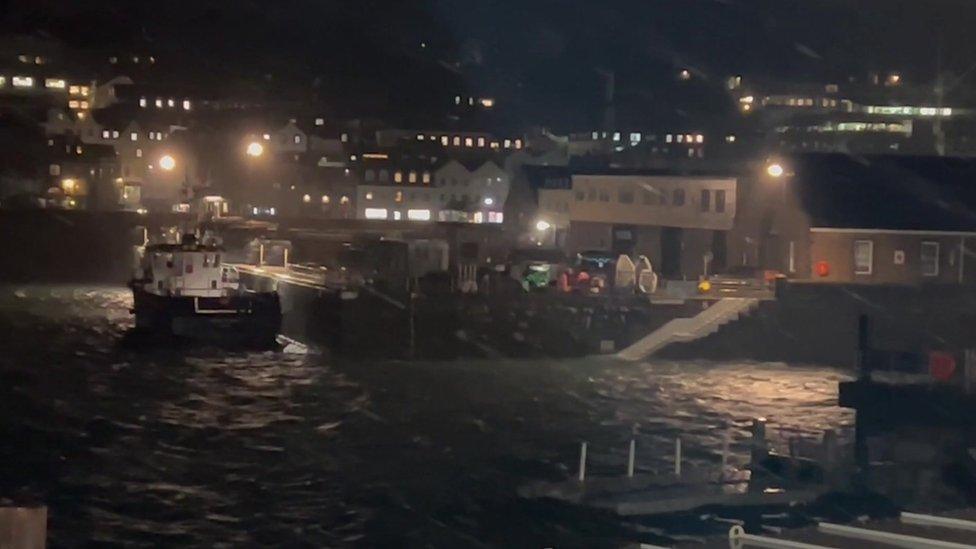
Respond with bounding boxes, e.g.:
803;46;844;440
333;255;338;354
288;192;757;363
535;219;554;247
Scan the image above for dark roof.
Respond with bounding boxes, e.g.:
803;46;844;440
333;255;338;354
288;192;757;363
790;153;976;232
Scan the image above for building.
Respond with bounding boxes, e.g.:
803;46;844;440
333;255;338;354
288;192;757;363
759;154;976;286
557;172;737;279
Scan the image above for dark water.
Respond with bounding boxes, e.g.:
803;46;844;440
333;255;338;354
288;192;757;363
0;286;855;547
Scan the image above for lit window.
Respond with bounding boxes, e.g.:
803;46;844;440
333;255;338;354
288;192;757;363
340;133;348;142
136;148;142;158
75;145;82;155
364;208;387;220
102;130;110;139
12;76;33;88
453;136;461;146
677;134;684;143
514;139;522;149
503;139;511;148
130;132;138;141
393;211;402;221
182;99;191;111
725;135;736;143
422;172;431;184
365;192;374;200
78;101;88;109
79;86;89;96
0;77;5;87
167;98;175;108
109;56;118;64
490;141;499;149
112;130;119;139
921;242;940;276
322;195;330;204
441;135;449;146
394;171;403;183
293;134;301;144
477;137;485;147
263;133;270;140
68;100;79;108
315;118;324;126
408;171;417;183
407;209;431;221
695;134;704;144
454;95;461;105
340;195;350;205
479;98;494;108
417;134;425;140
139;98;147;107
133;56;140;63
302;194;311;203
45;78;65;89
155;98;163;108
854;240;873;275
464;137;473;147
395;191;403;202
472;212;484;223
666;134;673;143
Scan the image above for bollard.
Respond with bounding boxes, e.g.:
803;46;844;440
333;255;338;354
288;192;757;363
627;439;636;478
674;437;682;477
750;417;768;468
283;247;289;268
258;243;265;265
578;442;587;482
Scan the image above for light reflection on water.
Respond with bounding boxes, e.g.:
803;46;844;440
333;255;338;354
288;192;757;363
0;286;854;547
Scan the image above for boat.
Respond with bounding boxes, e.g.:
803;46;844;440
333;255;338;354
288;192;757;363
129;233;281;347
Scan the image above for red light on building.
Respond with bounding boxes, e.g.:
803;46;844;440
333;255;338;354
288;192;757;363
929;351;956;382
815;261;830;277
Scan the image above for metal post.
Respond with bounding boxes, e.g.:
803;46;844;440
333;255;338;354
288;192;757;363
822;429;838;471
857;314;870;378
965;349;975;395
750;417;768;469
627;438;636;478
789;436;800;459
721;426;731;470
259;243;265;266
283;247;289;268
578;442;588;482
674;437;682;477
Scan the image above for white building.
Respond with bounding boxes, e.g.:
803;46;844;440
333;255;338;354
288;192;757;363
355;159;510;223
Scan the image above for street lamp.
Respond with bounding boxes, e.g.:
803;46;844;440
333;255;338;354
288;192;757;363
766;162;785;178
246;141;264;157
535;219;552;232
159;154;176;171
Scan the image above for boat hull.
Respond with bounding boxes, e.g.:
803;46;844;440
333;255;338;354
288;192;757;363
130;287;282;348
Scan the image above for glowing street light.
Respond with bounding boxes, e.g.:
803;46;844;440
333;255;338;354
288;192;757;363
159;154;176;171
483;197;494;206
766;162;785;178
535;220;552;232
246;141;264;157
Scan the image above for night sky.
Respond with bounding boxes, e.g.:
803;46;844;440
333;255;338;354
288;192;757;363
2;1;975;129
